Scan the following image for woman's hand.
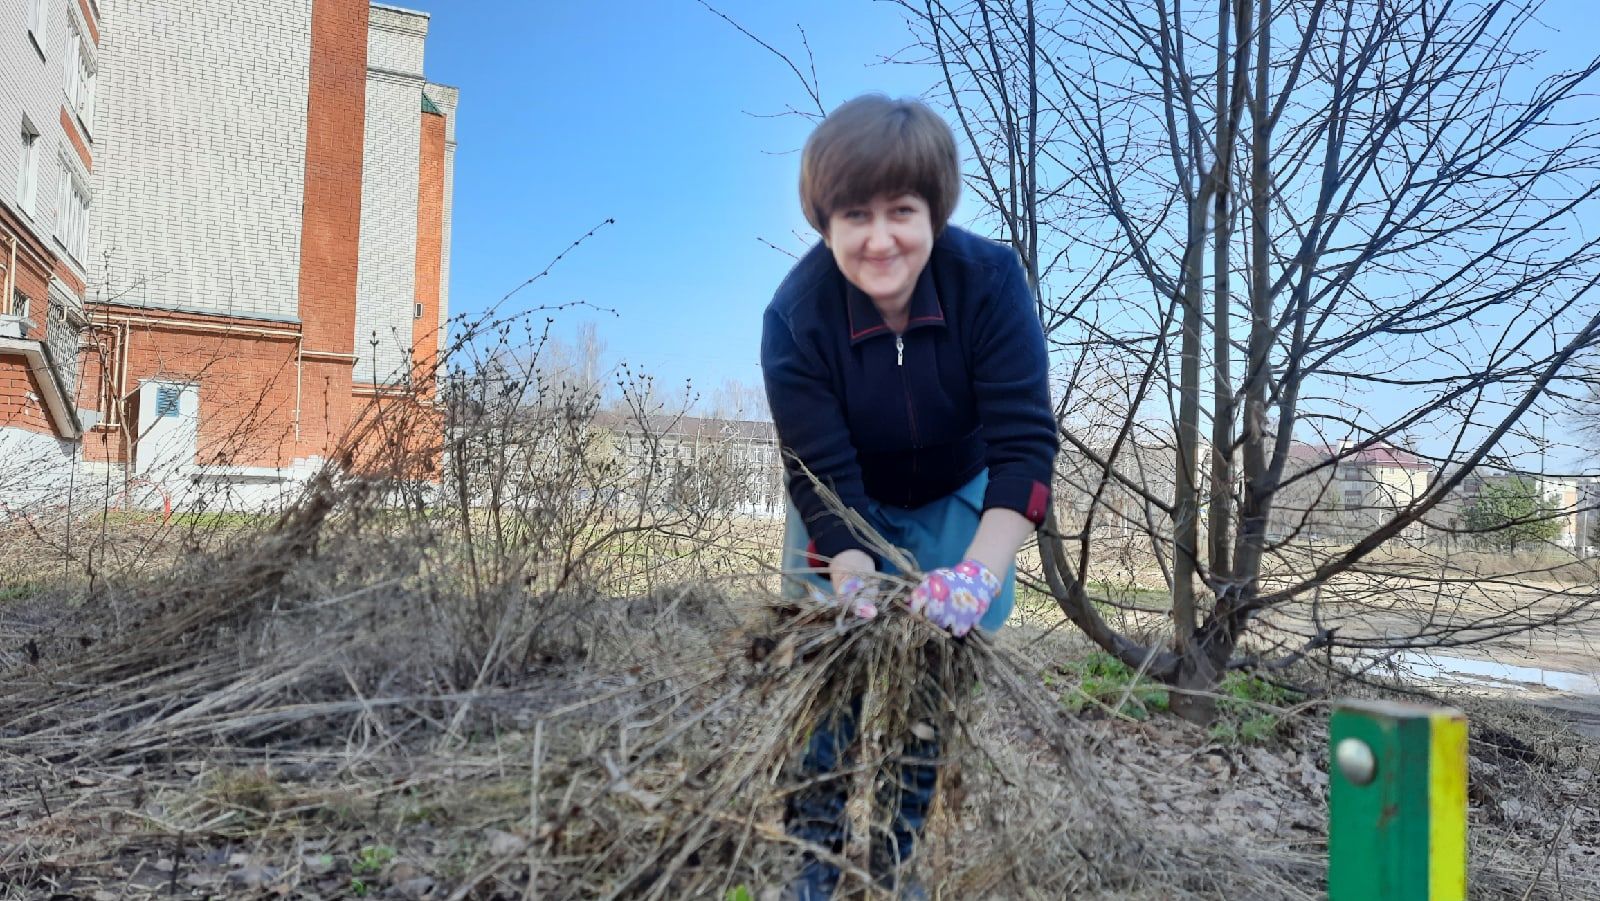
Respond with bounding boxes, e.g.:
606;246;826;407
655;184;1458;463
818;549;879;619
901;507;1026;636
909;559;999;637
828;549;875;592
829;575;879;619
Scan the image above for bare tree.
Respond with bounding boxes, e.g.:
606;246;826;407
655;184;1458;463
706;377;772;421
896;0;1600;719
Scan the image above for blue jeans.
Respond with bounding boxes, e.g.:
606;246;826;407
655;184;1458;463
785;695;941;891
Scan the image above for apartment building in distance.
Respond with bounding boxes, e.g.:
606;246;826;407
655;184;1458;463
1431;470;1597;553
0;0;97;501
0;0;458;508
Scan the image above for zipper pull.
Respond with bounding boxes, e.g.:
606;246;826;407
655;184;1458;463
895;334;904;366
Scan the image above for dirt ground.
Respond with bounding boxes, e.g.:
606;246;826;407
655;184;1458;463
3;511;1598;899
1;594;1597;899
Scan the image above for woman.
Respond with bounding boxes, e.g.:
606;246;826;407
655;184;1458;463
761;94;1059;898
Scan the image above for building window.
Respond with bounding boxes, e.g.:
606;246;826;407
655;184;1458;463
415;302;423;319
155;385;182;418
26;0;48;46
55;164;90;262
17;120;40;217
9;288;28;320
1344;489;1363;508
64;22;95;131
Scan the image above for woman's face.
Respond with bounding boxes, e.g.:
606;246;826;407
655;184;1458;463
824;193;934;316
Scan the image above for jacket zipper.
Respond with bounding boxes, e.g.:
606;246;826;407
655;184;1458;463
896;334;919;493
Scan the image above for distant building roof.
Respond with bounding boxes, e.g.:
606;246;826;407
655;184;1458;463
1344;443;1431;470
1277;440;1433;472
1284;441;1334;463
597;412;776;442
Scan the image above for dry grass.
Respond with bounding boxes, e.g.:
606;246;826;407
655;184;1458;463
0;464;1348;900
0;540;1594;898
0;315;1595;898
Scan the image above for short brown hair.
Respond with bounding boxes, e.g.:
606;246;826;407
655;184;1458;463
799;94;961;235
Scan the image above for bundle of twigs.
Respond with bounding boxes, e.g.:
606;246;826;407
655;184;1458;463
477;593;1100;897
484;484;1138;899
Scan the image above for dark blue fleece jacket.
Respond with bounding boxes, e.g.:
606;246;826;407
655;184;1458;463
760;226;1059;564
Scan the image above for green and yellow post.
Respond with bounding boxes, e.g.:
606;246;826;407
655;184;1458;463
1329;699;1468;901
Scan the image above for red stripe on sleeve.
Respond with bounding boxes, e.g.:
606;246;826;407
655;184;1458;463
1025;481;1050;524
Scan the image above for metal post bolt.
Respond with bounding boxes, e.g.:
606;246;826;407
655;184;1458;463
1335;736;1376;786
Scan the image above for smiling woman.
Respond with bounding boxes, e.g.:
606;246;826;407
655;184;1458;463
760;93;1059;898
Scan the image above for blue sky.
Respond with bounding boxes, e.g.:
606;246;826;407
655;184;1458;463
402;0;946;404
403;0;1599;459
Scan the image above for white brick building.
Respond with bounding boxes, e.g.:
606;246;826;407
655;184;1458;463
89;0;314;323
355;4;426;386
1;0;458;511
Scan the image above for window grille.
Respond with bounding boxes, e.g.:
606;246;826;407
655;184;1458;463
45;299;79;395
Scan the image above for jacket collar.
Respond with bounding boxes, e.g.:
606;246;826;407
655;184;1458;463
845;264;945;345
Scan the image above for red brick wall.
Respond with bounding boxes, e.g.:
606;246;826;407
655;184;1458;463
295;0;369;460
76;0;99;45
76;327;122;463
79;423;129;463
0;357;54;435
2;210;62;438
53;261;85;296
77;322;132;464
77;308;304;469
3;212;53;333
412;110;446;391
60;106;92;172
66;1;447;478
75;322;115;412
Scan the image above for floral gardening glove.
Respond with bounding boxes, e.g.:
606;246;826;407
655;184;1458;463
908;559;999;637
809;575;879;620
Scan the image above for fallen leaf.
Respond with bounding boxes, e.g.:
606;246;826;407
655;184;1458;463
226;865;280;888
486;828;528;857
770;634;796;670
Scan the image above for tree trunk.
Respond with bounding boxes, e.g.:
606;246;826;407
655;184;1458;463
1207;0;1237;583
1170;182;1209;723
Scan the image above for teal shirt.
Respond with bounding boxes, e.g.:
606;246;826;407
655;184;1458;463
782;470;1016;633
